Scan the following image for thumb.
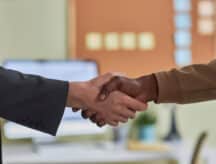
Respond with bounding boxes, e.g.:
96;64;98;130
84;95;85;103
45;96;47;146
91;72;125;87
90;73;114;87
98;76;122;100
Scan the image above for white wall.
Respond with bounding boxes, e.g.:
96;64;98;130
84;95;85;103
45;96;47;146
156;101;216;147
0;0;67;62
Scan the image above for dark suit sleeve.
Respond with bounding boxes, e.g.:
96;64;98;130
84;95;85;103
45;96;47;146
0;67;69;136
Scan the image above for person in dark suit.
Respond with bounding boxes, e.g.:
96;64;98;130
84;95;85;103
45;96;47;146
0;67;147;136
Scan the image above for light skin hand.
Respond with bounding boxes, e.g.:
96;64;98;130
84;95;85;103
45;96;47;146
66;73;115;110
83;91;147;126
66;73;148;126
86;74;158;127
66;73;114;109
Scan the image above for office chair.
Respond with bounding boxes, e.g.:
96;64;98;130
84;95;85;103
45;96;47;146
191;132;208;164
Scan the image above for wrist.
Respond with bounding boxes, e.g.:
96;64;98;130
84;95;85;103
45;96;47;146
136;74;158;102
66;82;88;108
151;74;159;102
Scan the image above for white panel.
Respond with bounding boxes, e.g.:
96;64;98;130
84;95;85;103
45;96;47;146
175;30;192;47
198;18;214;35
138;32;155;50
104;32;119;50
175;49;192;66
121;32;136;50
0;0;67;60
175;13;192;29
198;0;214;17
174;0;191;11
86;32;103;50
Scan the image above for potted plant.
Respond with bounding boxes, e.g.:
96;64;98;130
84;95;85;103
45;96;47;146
134;110;157;142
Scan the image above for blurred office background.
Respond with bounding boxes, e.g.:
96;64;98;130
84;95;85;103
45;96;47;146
0;0;216;163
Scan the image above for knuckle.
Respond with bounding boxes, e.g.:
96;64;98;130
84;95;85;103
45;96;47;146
106;72;114;77
81;111;88;119
86;111;92;116
90;116;96;123
97;122;105;127
90;118;95;123
114;76;125;83
111;76;122;85
113;76;120;81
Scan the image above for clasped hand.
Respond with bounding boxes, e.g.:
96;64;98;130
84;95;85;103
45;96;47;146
66;73;157;127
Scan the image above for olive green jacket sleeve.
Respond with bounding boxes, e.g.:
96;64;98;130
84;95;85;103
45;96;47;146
154;60;216;104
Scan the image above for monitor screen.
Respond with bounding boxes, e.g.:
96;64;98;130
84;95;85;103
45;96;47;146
3;60;106;139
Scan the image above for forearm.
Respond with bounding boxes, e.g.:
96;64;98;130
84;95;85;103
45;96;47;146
66;82;94;109
136;74;158;102
0;67;69;135
154;60;216;104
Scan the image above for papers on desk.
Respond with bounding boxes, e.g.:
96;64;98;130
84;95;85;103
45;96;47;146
128;140;171;152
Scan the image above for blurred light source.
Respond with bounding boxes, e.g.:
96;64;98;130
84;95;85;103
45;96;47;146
198;18;214;35
175;13;192;29
138;32;155;50
121;32;136;50
174;0;191;11
198;0;214;17
86;32;102;50
175;30;192;47
104;32;120;50
175;49;192;66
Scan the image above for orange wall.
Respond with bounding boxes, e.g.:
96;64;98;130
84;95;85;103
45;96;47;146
69;0;175;77
191;0;215;63
68;0;215;77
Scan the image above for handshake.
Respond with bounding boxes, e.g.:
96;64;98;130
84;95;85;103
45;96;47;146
66;73;158;127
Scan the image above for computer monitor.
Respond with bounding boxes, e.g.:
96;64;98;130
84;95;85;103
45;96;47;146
3;60;107;140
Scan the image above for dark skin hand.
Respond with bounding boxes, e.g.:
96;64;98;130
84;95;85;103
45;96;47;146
99;74;158;102
69;73;147;126
81;74;159;127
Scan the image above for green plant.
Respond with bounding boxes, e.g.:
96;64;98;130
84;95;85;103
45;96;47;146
134;110;157;128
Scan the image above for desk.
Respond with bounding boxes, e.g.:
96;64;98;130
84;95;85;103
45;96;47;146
2;142;216;164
